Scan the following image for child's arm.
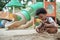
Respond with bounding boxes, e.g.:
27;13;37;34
44;17;58;27
44;23;57;28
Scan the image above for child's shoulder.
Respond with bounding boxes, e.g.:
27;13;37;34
47;17;54;23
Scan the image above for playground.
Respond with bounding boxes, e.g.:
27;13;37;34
0;0;60;40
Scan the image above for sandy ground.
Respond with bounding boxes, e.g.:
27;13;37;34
0;33;57;40
0;29;58;40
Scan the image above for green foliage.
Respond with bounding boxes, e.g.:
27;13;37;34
56;2;60;20
0;0;10;11
36;0;43;2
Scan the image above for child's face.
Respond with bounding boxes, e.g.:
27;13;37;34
38;13;46;20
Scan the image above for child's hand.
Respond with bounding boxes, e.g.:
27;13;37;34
36;27;40;33
44;23;54;28
36;27;45;33
44;23;49;27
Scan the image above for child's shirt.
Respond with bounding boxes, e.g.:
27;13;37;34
46;17;57;27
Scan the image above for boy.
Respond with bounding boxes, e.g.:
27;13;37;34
36;8;58;34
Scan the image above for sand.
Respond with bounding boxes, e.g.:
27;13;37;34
0;32;57;40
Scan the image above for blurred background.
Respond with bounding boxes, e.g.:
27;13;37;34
0;0;60;19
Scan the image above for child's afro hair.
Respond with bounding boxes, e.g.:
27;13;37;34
36;8;47;16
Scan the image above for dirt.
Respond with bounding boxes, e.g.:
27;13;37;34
0;32;57;40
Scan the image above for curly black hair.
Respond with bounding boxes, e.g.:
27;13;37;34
36;8;47;16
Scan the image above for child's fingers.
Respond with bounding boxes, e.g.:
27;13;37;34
36;28;40;33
